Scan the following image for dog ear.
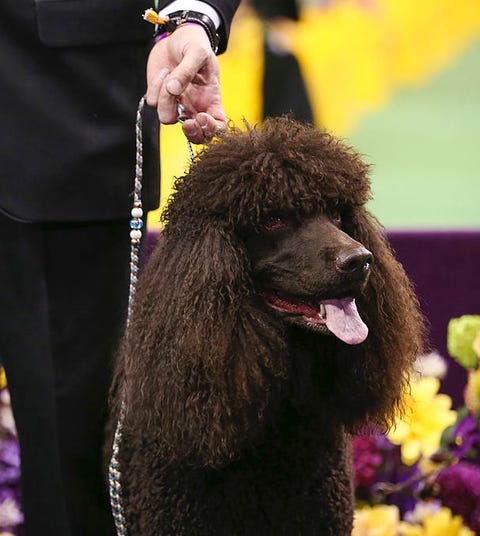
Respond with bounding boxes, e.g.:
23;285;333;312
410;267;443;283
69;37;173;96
334;209;426;431
118;222;287;467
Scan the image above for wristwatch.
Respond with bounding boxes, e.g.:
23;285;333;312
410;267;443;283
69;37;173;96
154;10;220;53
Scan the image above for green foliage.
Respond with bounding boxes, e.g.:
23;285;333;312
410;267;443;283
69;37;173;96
447;315;480;369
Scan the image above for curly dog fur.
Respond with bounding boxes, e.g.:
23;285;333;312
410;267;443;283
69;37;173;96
112;117;425;535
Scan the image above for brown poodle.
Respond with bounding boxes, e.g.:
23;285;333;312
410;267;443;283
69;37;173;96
112;117;425;535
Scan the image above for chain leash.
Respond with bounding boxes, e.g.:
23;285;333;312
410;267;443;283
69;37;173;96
176;103;196;162
108;96;145;536
108;97;195;536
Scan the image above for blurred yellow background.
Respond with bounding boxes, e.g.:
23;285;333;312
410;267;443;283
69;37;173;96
150;0;480;229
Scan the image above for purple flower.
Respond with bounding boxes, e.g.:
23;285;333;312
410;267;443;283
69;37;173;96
0;437;20;467
372;437;420;516
449;414;480;463
352;435;383;488
0;487;24;531
436;461;480;532
0;437;21;486
0;386;23;535
352;434;420;516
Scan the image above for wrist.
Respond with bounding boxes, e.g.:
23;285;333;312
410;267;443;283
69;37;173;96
154;22;208;46
159;1;221;29
152;10;219;53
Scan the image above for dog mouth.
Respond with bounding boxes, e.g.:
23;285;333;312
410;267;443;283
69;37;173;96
262;292;368;345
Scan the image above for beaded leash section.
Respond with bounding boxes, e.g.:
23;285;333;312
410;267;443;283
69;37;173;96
108;98;195;536
108;96;145;536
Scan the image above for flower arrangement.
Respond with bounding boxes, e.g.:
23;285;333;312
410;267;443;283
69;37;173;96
353;315;480;536
1;315;480;534
0;369;23;536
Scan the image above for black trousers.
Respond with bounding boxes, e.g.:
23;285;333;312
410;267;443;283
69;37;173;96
0;213;132;535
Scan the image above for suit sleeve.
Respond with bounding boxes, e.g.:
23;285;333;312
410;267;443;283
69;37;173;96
159;0;240;54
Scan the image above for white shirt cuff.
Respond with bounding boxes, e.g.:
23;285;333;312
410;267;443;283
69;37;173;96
159;1;221;29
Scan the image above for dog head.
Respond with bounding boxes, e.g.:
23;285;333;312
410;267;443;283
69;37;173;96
245;211;372;342
119;118;424;464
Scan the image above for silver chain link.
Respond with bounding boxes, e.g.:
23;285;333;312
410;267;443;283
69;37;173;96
176;102;196;163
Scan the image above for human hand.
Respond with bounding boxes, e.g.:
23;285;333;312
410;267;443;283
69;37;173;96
146;24;227;144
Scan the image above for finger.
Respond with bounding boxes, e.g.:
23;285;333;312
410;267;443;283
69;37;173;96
182;120;205;145
164;46;211;98
157;55;210;124
182;114;227;144
156;83;183;124
146;67;170;107
196;112;226;140
157;96;180;124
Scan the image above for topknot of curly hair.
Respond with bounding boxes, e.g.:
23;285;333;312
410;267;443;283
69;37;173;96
162;117;372;230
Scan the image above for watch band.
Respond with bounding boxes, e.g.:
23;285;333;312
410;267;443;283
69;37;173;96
153;10;220;53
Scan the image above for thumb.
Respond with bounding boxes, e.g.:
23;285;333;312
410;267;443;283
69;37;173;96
165;46;210;96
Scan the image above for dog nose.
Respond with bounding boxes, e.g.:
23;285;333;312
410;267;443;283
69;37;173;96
335;247;373;275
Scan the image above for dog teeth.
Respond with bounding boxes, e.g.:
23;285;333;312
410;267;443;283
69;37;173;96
319;303;326;318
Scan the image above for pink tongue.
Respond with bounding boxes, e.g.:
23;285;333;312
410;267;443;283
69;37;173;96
323;298;368;345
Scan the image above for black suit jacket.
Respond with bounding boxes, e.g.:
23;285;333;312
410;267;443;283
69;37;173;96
0;0;239;223
251;0;298;21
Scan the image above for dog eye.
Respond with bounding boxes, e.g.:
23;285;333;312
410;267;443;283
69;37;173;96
264;217;285;232
331;212;342;227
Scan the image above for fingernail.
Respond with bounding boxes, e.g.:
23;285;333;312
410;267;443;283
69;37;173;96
198;115;208;128
166;78;182;96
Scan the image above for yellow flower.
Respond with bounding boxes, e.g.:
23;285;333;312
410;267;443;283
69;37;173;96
388;377;457;465
352;505;400;536
398;524;423;536
399;507;474;536
0;367;6;390
423;507;474;536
